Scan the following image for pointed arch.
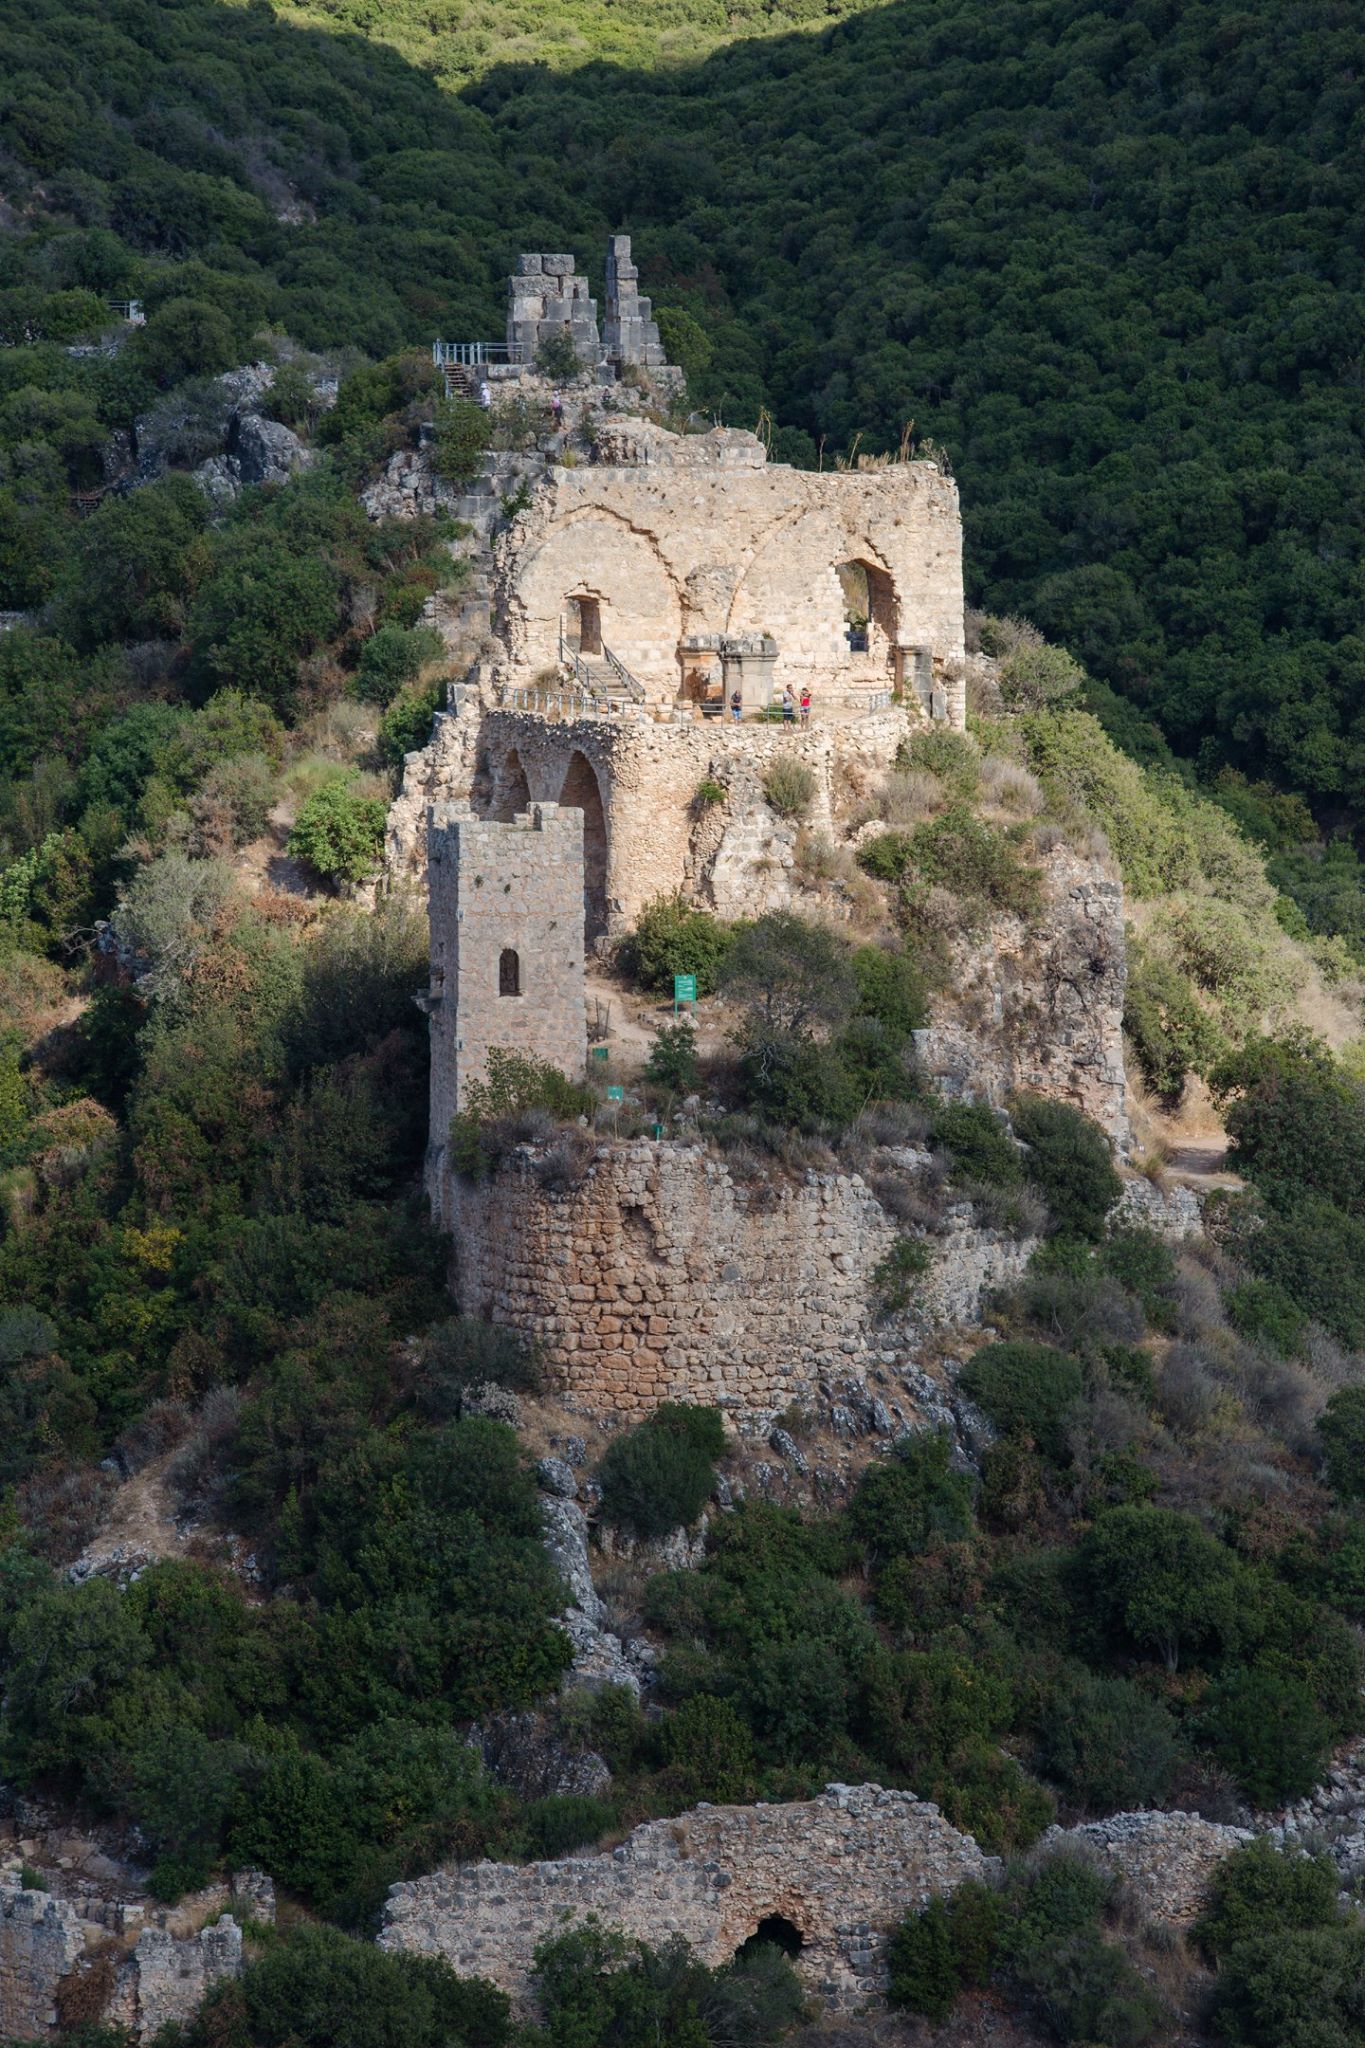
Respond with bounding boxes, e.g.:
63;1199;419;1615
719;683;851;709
558;749;609;943
494;748;532;822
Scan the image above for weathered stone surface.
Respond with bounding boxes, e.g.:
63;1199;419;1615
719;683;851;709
115;1919;243;2038
915;849;1131;1147
442;1138;1035;1426
381;1784;994;2010
536;1456;578;1499
0;1877;87;2037
1113;1177;1203;1237
1049;1812;1253;1926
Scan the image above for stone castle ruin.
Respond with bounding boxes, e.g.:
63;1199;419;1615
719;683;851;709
385;234;1147;1425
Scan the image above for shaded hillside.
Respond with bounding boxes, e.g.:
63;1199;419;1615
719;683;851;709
2;0;1365;800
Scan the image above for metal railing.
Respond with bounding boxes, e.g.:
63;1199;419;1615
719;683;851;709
602;642;646;702
432;340;524;366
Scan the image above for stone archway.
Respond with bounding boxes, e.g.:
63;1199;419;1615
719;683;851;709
836;556;900;672
558;749;609;944
736;1914;805;1963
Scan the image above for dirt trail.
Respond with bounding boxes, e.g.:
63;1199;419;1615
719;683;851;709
73;1448;187;1580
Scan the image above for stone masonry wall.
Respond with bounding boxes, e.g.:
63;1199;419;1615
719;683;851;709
389;693;910;932
0;1874;242;2042
381;1784;993;2010
426;802;587;1224
495;420;964;707
446;1138;1035;1425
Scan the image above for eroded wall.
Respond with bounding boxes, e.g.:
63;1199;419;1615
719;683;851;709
381;1784;992;2010
443;1138;1035;1425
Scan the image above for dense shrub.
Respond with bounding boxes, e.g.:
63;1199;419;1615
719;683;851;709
852;942;929;1036
762;756;815;819
287;781;386;885
1195;1840;1341;1962
448;1049;595;1178
848;1432;974;1562
905;807;1042;923
627;895;734;996
958;1342;1082;1463
598;1404;725;1540
353;624;443;705
1037;1670;1181;1813
1197;1667;1330;1806
931;1103;1022;1187
1210;1925;1365;2048
1010;1094;1121;1239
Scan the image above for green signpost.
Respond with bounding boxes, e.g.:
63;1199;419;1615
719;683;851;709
673;972;698;1011
606;1084;624;1103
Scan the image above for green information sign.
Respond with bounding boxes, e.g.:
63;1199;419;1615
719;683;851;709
591;1044;610;1061
673;973;698;1005
606;1084;624;1103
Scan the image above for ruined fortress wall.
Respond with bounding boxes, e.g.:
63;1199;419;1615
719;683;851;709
446;1139;1034;1425
391;697;909;931
497;439;964;703
381;1785;993;2010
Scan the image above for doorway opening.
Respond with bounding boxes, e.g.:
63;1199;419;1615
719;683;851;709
558;749;609;943
567;594;603;656
837;559;899;665
736;1916;804;1964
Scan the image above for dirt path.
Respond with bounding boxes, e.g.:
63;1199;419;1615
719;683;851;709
72;1448;187;1580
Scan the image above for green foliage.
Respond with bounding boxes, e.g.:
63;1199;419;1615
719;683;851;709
1319;1388;1365;1503
869;1235;931;1316
904;807;1042;925
535;331;581;381
958;1343;1082;1465
448;1049;595;1178
1037;1669;1181;1814
1123;944;1225;1102
644;1021;699;1094
353;625;443;706
931;1103;1021;1188
598;1404;725;1541
287;782;387;885
885;1896;961;2022
762;756;815;820
431;397;492;483
1079;1506;1252;1674
659;1694;755;1802
532;1922;803;2048
1198;1667;1331;1805
1010;1094;1120;1240
848;1433;973;1563
627;896;734;997
1211;1925;1365;2048
855;830;912;881
1195;1839;1340;1963
720;912;857;1036
852;942;929;1037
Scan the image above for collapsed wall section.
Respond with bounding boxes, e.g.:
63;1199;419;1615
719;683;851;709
447;1138;1034;1424
381;1784;992;2010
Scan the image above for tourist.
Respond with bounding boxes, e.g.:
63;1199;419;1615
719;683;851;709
730;689;742;721
477;379;491;410
799;685;812;725
782;686;796;724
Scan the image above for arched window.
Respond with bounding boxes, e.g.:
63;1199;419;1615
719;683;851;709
499;948;521;997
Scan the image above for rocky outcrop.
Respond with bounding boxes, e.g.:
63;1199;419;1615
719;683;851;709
915;846;1130;1148
381;1783;994;2010
1048;1812;1252;1925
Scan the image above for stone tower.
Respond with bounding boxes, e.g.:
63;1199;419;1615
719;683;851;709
506;254;601;366
603;234;666;368
425;801;588;1222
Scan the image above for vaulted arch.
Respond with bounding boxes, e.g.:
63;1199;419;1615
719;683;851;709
558;749;609;943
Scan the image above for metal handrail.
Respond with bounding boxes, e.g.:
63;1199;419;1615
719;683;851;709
601;642;646;702
432;341;524;366
558;621;595;692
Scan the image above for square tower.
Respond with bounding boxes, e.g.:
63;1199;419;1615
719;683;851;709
426;802;588;1218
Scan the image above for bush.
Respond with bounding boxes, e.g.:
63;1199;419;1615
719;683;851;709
998;641;1085;709
906;806;1042;922
721;911;858;1036
1010;1094;1121;1239
1078;1505;1251;1672
886;1896;960;2021
931;1102;1022;1187
1195;1839;1340;1962
1038;1670;1181;1812
1197;1667;1330;1806
1123;946;1224;1101
659;1693;755;1801
447;1048;594;1178
762;756;816;819
225;1923;511;2048
958;1341;1083;1463
522;1794;614;1858
856;829;913;880
870;1234;931;1314
1016;1926;1165;2046
627;895;734;996
430;396;491;482
1318;1386;1365;1501
353;624;443;706
853;942;929;1036
535;330;581;381
1211;1925;1365;2048
287;780;387;885
598;1404;725;1541
848;1431;974;1562
643;1021;699;1093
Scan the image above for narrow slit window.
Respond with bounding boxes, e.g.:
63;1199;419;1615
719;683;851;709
499;947;521;997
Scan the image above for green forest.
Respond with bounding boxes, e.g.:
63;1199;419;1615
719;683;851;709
1;0;1365;2045
1;0;1364;810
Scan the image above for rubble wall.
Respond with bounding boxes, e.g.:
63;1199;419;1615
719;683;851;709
447;1138;1035;1425
381;1784;992;2010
